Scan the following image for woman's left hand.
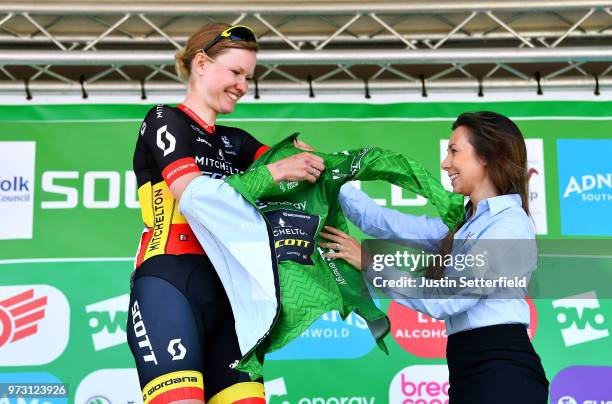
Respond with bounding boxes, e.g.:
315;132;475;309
319;225;367;270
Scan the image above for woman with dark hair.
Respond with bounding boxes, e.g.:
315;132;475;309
129;23;323;404
319;111;549;403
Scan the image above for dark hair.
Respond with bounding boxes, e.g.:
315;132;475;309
452;111;530;216
427;111;530;279
175;23;258;82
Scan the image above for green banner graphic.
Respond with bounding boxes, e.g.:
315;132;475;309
1;101;611;404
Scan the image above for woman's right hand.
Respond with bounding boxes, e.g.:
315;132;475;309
267;152;325;183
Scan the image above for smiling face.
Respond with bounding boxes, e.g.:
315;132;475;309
194;47;256;115
441;125;489;197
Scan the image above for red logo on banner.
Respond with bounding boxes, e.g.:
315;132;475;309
389;297;539;357
526;296;538;339
0;289;47;348
388;300;447;358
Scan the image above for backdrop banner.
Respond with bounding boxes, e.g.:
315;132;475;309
1;100;611;404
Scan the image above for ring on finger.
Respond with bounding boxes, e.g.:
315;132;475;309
336;243;341;251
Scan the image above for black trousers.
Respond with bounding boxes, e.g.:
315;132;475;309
446;324;549;404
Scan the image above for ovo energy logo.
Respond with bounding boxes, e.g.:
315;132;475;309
264;376;375;404
552;291;609;346
0;285;70;366
85;294;129;351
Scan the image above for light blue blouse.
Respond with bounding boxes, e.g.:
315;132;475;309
339;184;537;335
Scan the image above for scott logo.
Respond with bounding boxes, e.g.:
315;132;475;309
156;125;176;156
552;291;609;346
131;300;158;365
0;289;47;349
167;338;186;360
86;294;129;351
140;121;146;136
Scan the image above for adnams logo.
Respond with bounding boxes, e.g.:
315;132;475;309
85;294;129;351
0;141;36;240
552;291;609;347
557;139;612;236
0;285;70;366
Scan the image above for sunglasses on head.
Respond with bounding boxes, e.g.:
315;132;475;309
202;25;257;54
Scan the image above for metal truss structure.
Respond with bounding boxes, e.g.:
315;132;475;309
1;1;612;99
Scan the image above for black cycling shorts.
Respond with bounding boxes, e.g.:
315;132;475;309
126;254;265;403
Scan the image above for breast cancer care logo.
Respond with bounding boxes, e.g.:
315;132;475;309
389;364;449;403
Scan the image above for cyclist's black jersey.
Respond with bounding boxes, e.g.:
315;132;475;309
129;104;269;403
133;104;269;267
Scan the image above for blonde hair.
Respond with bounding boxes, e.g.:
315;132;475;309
175;23;258;82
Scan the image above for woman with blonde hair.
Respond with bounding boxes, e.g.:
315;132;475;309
128;23;323;404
